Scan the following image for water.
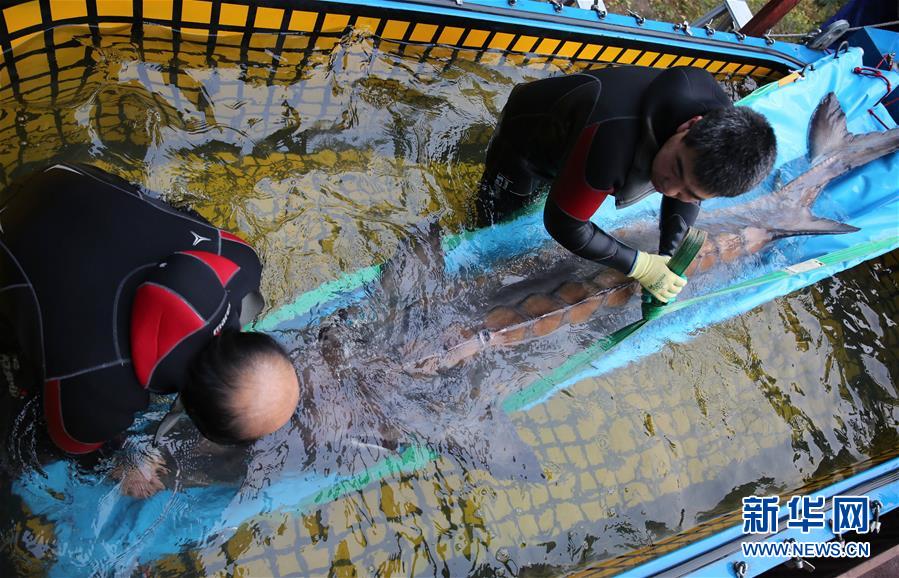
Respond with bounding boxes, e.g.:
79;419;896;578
0;24;896;577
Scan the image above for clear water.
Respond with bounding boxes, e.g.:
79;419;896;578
0;25;896;577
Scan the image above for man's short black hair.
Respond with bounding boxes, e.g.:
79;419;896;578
182;330;291;445
684;106;776;198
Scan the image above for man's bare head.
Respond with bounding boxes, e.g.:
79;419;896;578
182;331;300;445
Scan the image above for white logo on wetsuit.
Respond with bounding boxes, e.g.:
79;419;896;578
191;231;211;246
1;353;22;398
494;173;514;193
213;302;231;336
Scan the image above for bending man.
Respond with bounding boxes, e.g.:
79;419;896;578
476;65;777;302
0;164;300;493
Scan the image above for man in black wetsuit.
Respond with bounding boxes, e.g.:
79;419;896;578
477;65;777;302
0;164;299;482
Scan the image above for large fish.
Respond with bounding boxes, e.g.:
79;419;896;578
408;92;898;374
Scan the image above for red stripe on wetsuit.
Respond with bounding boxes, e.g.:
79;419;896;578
131;284;206;387
181;250;239;286
131;251;239;388
548;123;613;221
44;379;104;454
220;231;251;247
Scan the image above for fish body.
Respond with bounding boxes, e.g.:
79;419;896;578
409;93;899;374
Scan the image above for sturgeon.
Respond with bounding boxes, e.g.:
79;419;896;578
408;92;899;374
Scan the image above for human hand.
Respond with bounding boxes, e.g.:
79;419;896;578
112;447;169;499
627;251;687;303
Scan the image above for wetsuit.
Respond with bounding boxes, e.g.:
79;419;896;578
0;164;262;454
477;66;731;271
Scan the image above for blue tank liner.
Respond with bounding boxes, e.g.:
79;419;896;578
11;46;899;576
12;438;437;577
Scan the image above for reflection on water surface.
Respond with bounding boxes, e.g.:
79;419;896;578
0;24;895;578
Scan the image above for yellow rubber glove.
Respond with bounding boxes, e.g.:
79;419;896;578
628;251;687;303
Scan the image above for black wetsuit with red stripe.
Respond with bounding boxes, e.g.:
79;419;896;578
0;164;261;454
477;66;731;271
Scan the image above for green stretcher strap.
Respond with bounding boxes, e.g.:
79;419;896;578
309;444;438;507
599;227;708;348
642;227;709;320
249;264;383;332
662;234;899;315
577;227;708;360
502;234;899;414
